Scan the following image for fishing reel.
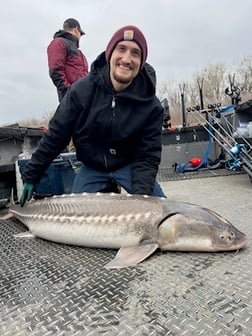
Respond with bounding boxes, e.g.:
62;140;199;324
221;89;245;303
186;105;201;112
207;103;221;109
229;144;242;156
225;74;243;104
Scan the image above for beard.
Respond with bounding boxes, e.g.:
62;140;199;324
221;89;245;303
112;71;132;85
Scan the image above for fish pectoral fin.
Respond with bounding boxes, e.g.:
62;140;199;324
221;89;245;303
105;243;159;269
14;231;35;238
0;213;13;220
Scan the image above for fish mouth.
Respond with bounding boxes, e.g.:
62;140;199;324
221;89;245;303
236;233;248;248
213;233;248;251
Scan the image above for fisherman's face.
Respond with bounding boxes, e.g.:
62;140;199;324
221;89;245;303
109;41;141;91
71;27;82;41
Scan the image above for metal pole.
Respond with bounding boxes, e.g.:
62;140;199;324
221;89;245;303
179;83;186;127
193;110;252;176
197;78;204;110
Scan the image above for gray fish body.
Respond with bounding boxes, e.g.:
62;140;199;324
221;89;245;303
8;193;247;268
10;193;163;248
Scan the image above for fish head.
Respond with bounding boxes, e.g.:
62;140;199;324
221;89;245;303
158;204;247;252
201;208;248;251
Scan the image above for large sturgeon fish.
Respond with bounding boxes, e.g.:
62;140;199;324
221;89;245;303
6;193;247;268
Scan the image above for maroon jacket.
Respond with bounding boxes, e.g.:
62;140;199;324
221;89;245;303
47;30;89;101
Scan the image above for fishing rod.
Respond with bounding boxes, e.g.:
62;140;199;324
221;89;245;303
204;107;252;162
189;105;251;153
219;112;252;152
192;108;252;176
192;110;237;160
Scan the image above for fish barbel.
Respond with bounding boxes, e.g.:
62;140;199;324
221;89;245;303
6;193;247;268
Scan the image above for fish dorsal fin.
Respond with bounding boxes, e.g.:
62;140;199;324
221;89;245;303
105;243;159;269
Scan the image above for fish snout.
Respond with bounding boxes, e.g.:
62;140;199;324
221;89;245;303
218;228;247;250
220;230;236;244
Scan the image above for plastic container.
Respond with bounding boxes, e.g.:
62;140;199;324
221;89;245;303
239;121;248;128
236;126;248;137
17;152;81;197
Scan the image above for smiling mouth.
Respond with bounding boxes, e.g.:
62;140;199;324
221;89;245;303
118;65;131;71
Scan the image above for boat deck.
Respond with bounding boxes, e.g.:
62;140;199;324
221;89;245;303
0;171;251;336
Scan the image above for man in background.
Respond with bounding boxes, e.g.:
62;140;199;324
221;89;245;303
47;18;119;191
47;18;89;102
47;18;89;152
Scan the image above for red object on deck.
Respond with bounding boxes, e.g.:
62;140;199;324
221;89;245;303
190;157;202;167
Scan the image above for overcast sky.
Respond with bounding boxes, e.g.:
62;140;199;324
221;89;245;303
1;0;252;125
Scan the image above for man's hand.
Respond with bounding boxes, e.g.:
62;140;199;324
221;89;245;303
20;183;35;207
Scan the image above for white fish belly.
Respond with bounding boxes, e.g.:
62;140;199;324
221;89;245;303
23;215;148;249
10;194;162;248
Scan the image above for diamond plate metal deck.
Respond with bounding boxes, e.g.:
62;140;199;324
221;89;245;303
0;174;251;336
158;167;245;182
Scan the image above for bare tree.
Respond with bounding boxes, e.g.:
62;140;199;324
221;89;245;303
157;58;252;126
17;110;55;127
158;81;182;125
235;55;252;100
193;63;229;107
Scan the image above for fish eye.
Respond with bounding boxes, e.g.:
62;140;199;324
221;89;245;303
220;235;225;240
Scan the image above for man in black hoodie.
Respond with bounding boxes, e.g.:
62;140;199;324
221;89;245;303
20;25;166;206
47;18;89;102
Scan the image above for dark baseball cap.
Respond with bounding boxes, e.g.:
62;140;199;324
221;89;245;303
63;18;85;35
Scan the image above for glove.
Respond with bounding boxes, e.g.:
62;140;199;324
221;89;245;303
20;183;35;207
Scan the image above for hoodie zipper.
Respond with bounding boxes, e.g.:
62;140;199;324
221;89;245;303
104;95;116;169
111;96;116;117
103;155;108;169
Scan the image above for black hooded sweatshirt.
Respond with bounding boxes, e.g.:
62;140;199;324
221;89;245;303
22;52;164;195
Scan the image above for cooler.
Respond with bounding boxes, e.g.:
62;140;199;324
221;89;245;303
17;152;81;197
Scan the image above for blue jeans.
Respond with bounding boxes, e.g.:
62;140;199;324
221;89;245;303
72;163;166;197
